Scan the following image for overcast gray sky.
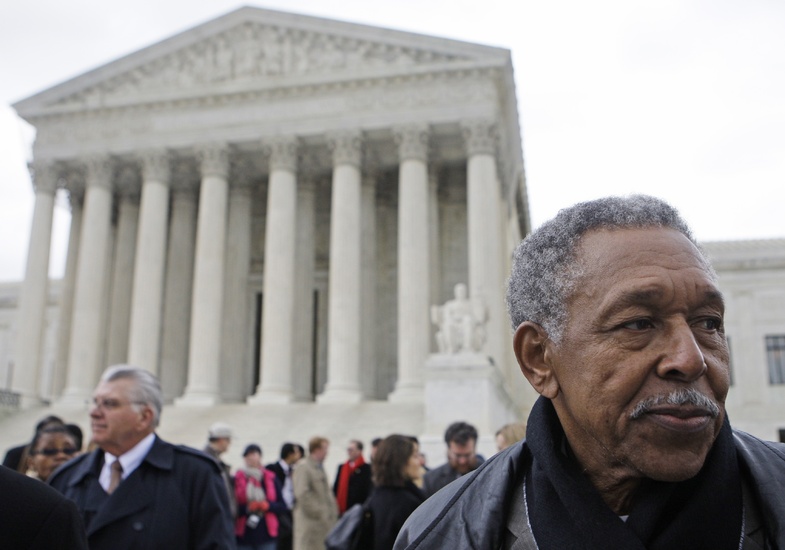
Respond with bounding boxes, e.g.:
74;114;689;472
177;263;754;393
1;0;784;282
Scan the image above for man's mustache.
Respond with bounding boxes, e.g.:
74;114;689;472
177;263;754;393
629;388;721;419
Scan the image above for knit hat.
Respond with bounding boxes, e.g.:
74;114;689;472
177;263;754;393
243;444;262;457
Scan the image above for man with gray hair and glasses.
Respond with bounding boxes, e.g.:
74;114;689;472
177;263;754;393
49;365;234;549
396;195;785;549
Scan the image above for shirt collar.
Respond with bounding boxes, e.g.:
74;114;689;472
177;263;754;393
105;432;156;479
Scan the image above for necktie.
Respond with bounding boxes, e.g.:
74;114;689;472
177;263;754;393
107;460;123;494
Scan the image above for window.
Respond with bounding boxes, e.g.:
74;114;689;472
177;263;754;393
766;335;785;385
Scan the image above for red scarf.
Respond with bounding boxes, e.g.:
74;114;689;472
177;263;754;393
336;455;365;514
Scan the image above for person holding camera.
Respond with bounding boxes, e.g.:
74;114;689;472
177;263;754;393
235;444;286;550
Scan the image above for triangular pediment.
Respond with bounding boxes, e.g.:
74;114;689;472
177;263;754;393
15;6;510;116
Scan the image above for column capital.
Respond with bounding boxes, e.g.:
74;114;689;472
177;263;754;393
197;144;230;179
84;155;114;191
140;150;171;184
29;161;59;195
265;136;300;173
328;130;363;168
461;119;498;156
393;124;430;162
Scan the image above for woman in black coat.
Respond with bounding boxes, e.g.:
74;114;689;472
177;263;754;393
366;434;426;550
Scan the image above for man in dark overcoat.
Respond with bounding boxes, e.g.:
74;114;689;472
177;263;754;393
49;365;234;549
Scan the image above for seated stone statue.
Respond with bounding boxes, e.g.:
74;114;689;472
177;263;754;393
431;283;487;354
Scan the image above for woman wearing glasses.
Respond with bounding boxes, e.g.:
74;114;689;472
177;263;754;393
27;425;80;482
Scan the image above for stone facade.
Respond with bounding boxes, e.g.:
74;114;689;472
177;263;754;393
703;239;785;439
9;7;530;420
6;8;783;452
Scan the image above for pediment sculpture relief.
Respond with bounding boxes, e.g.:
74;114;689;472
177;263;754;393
55;22;470;106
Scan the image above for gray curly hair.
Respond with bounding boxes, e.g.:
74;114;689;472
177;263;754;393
505;195;714;342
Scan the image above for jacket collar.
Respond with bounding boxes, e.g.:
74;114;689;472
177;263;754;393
84;435;174;537
65;434;173;487
403;431;785;549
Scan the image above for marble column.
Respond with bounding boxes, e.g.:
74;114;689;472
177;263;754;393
127;151;171;373
292;169;317;401
462;120;506;366
221;159;254;402
61;156;114;403
360;164;378;398
97;211;117;375
13;161;58;405
318;130;363;403
159;179;197;402
250;137;300;404
177;145;229;405
52;189;83;398
390;125;430;402
428;164;442;313
105;169;140;366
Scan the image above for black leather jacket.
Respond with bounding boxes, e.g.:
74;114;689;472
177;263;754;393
395;431;785;549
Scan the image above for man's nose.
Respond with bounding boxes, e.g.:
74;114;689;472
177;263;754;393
656;321;707;381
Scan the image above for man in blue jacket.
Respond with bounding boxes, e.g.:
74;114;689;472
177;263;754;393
49;365;234;549
396;195;785;549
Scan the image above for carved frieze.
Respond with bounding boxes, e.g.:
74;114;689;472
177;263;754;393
52;22;471;107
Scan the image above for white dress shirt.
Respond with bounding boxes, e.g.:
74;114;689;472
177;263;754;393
99;432;156;492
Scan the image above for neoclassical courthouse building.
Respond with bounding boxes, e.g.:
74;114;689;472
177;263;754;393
2;7;785;460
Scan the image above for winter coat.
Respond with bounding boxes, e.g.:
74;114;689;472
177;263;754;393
395;431;785;549
293;457;338;550
367;481;425;550
48;435;234;550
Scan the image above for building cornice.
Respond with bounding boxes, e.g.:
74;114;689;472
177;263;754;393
22;64;506;122
703;239;785;271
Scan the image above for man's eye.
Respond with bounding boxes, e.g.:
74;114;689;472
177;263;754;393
621;319;654;331
696;317;723;331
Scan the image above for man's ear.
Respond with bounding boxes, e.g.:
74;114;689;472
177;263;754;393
513;321;560;399
137;404;155;430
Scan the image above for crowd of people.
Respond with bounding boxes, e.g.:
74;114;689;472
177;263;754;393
4;195;785;549
1;374;522;550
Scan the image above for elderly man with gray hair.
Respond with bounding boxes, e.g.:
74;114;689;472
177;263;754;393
49;365;234;549
396;195;785;549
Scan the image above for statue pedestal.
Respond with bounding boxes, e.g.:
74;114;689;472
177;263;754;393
420;353;519;465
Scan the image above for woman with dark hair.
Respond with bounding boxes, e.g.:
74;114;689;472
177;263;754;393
235;444;287;550
27;425;80;482
366;434;425;550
